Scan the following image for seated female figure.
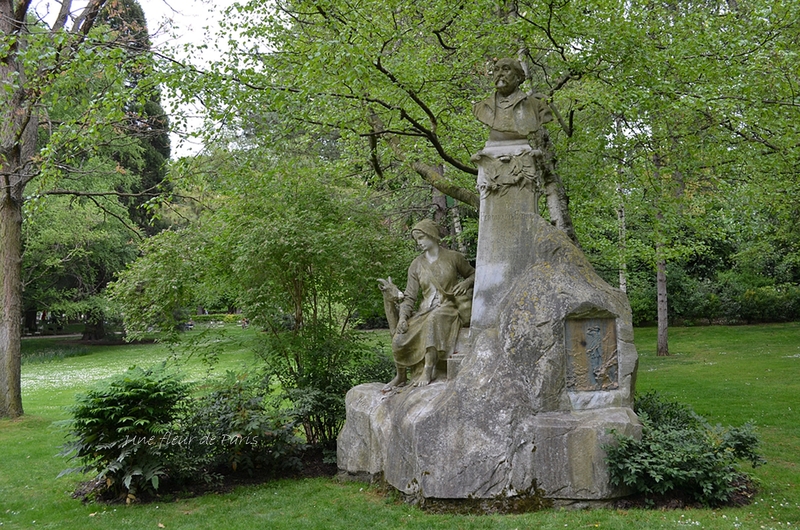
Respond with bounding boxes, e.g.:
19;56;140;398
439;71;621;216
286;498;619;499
384;219;475;390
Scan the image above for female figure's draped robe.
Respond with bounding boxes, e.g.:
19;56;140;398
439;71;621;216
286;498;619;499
392;249;475;367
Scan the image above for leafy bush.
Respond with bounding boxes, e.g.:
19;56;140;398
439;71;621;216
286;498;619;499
707;271;800;324
171;371;304;481
258;323;394;448
605;392;765;506
60;367;306;501
738;283;800;323
59;365;191;502
632;390;702;431
627;265;800;326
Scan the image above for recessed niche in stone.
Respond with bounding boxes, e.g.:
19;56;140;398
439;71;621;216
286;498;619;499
565;318;619;391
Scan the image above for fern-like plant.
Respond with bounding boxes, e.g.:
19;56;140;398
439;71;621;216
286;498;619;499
58;365;190;502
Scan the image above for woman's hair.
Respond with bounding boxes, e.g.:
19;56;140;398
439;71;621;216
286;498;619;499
411;219;441;243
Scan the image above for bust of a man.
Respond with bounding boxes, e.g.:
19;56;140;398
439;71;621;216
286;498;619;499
473;58;553;141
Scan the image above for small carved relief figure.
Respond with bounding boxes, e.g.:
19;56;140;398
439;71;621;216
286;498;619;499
382;219;475;391
585;325;603;387
472;58;553;141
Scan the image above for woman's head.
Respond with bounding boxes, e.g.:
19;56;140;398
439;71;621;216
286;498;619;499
411;219;441;244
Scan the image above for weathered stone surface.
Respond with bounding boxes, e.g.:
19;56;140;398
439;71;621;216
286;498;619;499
336;383;387;476
338;213;640;501
531;408;640;499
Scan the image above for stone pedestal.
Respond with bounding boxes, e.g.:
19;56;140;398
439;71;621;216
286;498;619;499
338;140;640;504
471;140;543;331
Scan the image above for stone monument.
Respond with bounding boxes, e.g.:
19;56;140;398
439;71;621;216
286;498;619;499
337;58;641;507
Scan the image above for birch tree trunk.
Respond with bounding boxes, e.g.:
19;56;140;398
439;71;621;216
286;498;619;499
654;153;669;357
656;248;669;356
617;190;628;293
0;1;32;417
531;127;579;247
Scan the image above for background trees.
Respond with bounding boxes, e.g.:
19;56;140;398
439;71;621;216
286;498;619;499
22;197;136;339
112;143;411;338
111;142;410;446
99;0;172;236
1;0;170;417
167;0;798;355
5;0;799;416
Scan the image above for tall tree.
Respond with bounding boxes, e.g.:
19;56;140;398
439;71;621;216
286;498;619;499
99;0;172;235
22;196;137;339
166;0;800;355
167;0;591;241
110;145;411;339
1;0;165;417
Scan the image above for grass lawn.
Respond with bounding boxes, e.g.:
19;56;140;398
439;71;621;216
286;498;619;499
1;323;799;529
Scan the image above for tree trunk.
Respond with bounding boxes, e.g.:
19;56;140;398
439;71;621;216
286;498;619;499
367;111;481;209
614;114;627;293
0;0;106;417
82;318;106;341
531;127;580;247
656;253;669;356
450;205;468;254
0;196;24;417
656;147;685;357
653;153;670;357
431;182;447;225
24;309;37;334
617;188;628;293
1;2;31;418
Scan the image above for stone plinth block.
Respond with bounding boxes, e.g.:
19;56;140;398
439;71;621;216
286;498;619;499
532;408;641;500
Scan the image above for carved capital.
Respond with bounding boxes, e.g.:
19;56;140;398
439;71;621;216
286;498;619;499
472;141;543;199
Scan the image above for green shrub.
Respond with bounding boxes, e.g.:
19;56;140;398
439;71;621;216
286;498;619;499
58;365;191;502
632;390;702;431
634;266;800;325
739;283;800;323
60;367;306;500
172;371;304;480
714;271;800;323
258;323;394;448
605;391;765;506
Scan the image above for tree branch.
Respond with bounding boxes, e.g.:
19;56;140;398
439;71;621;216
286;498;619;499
14;0;33;29
52;0;72;32
84;195;143;239
72;0;105;35
372;55;477;175
162;52;479;176
42;188;204;208
368;111;479;208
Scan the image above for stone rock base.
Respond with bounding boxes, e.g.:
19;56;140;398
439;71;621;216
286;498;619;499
337;382;640;502
338;214;641;504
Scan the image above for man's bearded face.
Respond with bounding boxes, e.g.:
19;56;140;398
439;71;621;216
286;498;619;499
493;62;523;95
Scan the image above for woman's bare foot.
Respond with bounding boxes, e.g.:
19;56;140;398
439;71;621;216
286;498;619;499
382;374;406;392
412;364;434;387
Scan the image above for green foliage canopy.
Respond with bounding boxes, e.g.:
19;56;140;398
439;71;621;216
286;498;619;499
110;152;411;339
